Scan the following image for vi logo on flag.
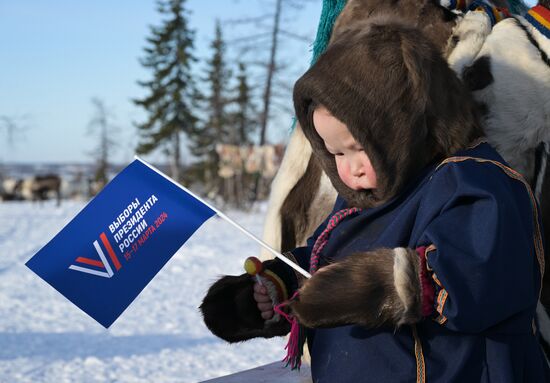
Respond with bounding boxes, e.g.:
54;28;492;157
69;232;122;278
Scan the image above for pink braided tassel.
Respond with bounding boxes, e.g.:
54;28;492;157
274;291;305;370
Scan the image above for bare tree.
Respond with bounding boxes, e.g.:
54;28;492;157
226;0;315;145
189;20;231;195
225;0;316;200
87;97;117;193
0;114;30;156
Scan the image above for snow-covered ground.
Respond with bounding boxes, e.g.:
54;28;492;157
0;201;287;382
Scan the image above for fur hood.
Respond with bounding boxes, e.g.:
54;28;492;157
293;19;483;209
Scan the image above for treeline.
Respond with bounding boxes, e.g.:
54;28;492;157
127;0;303;207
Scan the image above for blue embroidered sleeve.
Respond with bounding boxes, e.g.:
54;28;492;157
419;160;543;333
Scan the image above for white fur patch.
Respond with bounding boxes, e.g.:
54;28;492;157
447;11;492;74
465;17;550;182
393;247;415;312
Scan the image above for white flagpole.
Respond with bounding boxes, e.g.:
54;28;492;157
135;156;312;279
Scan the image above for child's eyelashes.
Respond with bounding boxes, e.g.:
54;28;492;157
329;150;363;156
326;148;343;156
326;146;363;156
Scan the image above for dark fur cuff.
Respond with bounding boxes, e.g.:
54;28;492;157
200;260;292;343
290;248;429;328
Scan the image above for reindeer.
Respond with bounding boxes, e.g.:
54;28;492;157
0;178;23;201
21;174;62;206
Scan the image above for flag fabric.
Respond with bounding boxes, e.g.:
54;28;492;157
26;158;216;328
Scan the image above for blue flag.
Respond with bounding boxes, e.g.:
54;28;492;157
26;158;216;328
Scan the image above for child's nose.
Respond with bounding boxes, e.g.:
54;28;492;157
351;161;365;177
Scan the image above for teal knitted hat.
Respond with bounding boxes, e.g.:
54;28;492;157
310;0;349;65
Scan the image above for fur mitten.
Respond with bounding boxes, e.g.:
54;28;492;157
200;259;293;342
290;247;434;328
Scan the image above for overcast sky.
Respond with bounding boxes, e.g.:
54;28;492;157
0;0;322;164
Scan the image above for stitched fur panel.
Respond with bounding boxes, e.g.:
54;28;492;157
290;248;422;328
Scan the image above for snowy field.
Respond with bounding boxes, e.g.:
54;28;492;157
0;201;287;382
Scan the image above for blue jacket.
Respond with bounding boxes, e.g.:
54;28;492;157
286;142;550;382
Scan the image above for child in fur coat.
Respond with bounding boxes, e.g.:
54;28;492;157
201;18;550;382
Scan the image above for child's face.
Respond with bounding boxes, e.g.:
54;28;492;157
313;106;377;190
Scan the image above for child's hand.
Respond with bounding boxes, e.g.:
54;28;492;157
253;282;274;320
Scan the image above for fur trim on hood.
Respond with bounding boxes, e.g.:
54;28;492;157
293;18;483;208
